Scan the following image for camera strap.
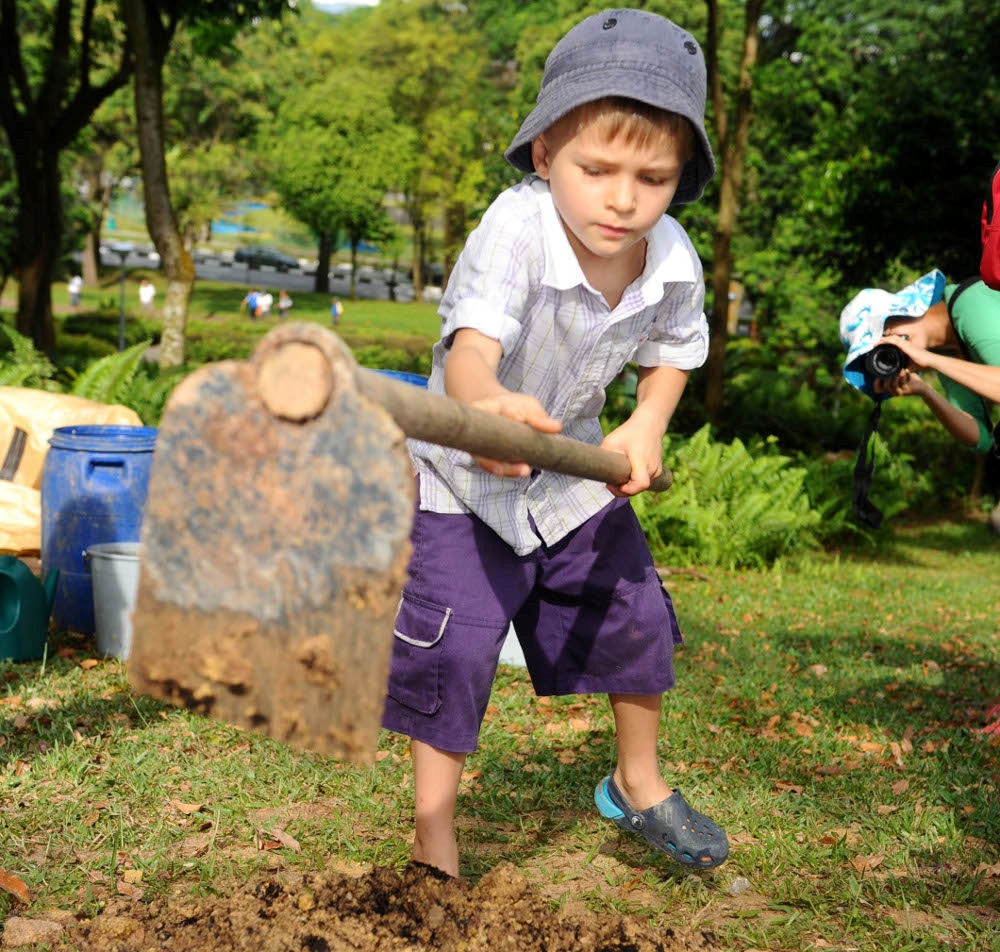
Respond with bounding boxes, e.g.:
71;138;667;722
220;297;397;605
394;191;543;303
852;401;884;528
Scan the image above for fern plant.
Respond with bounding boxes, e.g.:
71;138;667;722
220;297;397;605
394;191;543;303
634;424;821;570
68;340;150;405
0;323;58;389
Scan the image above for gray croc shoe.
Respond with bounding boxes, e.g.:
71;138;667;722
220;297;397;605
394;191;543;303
594;774;729;869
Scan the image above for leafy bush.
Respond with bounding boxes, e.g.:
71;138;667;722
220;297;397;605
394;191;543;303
352;343;431;376
66;342;182;425
798;430;942;546
0;324;58;390
0;325;178;425
633;425;821;569
68;341;150;404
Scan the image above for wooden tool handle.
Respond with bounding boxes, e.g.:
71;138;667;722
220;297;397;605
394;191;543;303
356;369;673;494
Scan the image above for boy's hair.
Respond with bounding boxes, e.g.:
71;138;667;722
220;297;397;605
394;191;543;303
545;96;695;162
504;8;714;206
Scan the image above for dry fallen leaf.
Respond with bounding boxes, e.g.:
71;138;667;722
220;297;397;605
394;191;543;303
849;853;885;873
0;869;31;904
170;799;205;815
116;879;145;900
891;779;910;795
79;658;100;670
268;828;302;854
253;830;282;851
775;782;805;795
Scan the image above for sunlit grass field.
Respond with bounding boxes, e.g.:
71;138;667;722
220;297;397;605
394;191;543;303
2;522;999;950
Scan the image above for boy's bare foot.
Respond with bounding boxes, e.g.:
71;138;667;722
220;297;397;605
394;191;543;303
411;837;460;878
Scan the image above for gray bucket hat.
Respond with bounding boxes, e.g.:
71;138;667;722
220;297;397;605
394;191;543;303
504;8;715;207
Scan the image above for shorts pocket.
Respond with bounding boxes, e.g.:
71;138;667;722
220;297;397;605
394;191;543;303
387;594;452;716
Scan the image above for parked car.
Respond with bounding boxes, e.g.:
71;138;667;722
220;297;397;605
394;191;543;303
233;246;299;272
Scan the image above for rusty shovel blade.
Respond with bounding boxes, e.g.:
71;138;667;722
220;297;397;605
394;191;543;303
128;323;414;763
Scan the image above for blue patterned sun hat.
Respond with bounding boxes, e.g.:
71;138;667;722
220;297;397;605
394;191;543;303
840;269;946;398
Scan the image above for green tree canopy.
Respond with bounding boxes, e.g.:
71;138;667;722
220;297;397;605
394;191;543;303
268;68;408;293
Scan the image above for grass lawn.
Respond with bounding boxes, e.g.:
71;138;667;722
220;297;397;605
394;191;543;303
3;274;442;384
2;522;998;950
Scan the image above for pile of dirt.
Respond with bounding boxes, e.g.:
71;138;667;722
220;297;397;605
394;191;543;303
12;862;720;951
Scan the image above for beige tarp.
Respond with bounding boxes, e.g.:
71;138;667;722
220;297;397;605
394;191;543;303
0;388;142;554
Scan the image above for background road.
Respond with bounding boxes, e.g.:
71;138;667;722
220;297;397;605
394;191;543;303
97;243;421;303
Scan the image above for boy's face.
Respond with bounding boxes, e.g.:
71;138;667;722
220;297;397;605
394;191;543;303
531;119;686;275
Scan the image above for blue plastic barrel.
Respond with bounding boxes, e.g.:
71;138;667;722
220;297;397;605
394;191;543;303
374;370;429;388
41;425;157;635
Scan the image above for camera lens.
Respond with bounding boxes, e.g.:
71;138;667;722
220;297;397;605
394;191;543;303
865;344;908;380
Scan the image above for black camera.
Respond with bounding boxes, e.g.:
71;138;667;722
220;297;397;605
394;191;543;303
864;343;908;380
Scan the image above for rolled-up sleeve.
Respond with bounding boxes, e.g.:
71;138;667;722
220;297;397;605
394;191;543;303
439;199;540;355
635;285;709;370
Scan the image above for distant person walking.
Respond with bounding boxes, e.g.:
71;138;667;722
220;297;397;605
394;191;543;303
331;297;344;327
242;289;259;319
67;274;83;309
138;278;156;315
257;290;273;320
278;289;293;319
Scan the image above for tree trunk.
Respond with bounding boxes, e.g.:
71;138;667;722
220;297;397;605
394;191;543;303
407;197;426;301
442;200;465;292
81;159;113;287
314;231;332;294
12;148;61;354
0;0;132;354
703;0;764;422
123;0;193;369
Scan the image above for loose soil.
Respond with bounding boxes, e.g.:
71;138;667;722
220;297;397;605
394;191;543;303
7;862;719;951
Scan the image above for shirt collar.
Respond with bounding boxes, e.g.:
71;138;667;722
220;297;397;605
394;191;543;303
534;179;587;291
531;177;698;300
640;216;698;304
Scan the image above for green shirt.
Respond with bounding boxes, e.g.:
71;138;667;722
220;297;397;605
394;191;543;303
941;280;1000;453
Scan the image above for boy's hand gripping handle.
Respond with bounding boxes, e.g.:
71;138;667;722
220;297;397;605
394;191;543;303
356;368;673;494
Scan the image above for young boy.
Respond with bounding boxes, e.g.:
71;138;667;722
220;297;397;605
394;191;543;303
381;8;728;877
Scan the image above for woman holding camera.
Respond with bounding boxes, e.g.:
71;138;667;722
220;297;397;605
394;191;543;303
873;277;1000;450
843;271;1000;734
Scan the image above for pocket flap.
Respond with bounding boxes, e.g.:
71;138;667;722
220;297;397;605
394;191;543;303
393;595;452;649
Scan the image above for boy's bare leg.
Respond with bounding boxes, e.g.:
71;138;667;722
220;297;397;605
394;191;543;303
609;694;674;810
410;739;466;877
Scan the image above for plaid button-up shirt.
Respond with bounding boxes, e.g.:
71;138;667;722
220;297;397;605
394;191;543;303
410;176;708;555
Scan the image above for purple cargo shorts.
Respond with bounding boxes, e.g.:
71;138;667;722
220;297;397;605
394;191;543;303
381;497;683;753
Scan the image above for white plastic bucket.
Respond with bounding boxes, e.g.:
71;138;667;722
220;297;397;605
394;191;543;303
85;542;141;660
